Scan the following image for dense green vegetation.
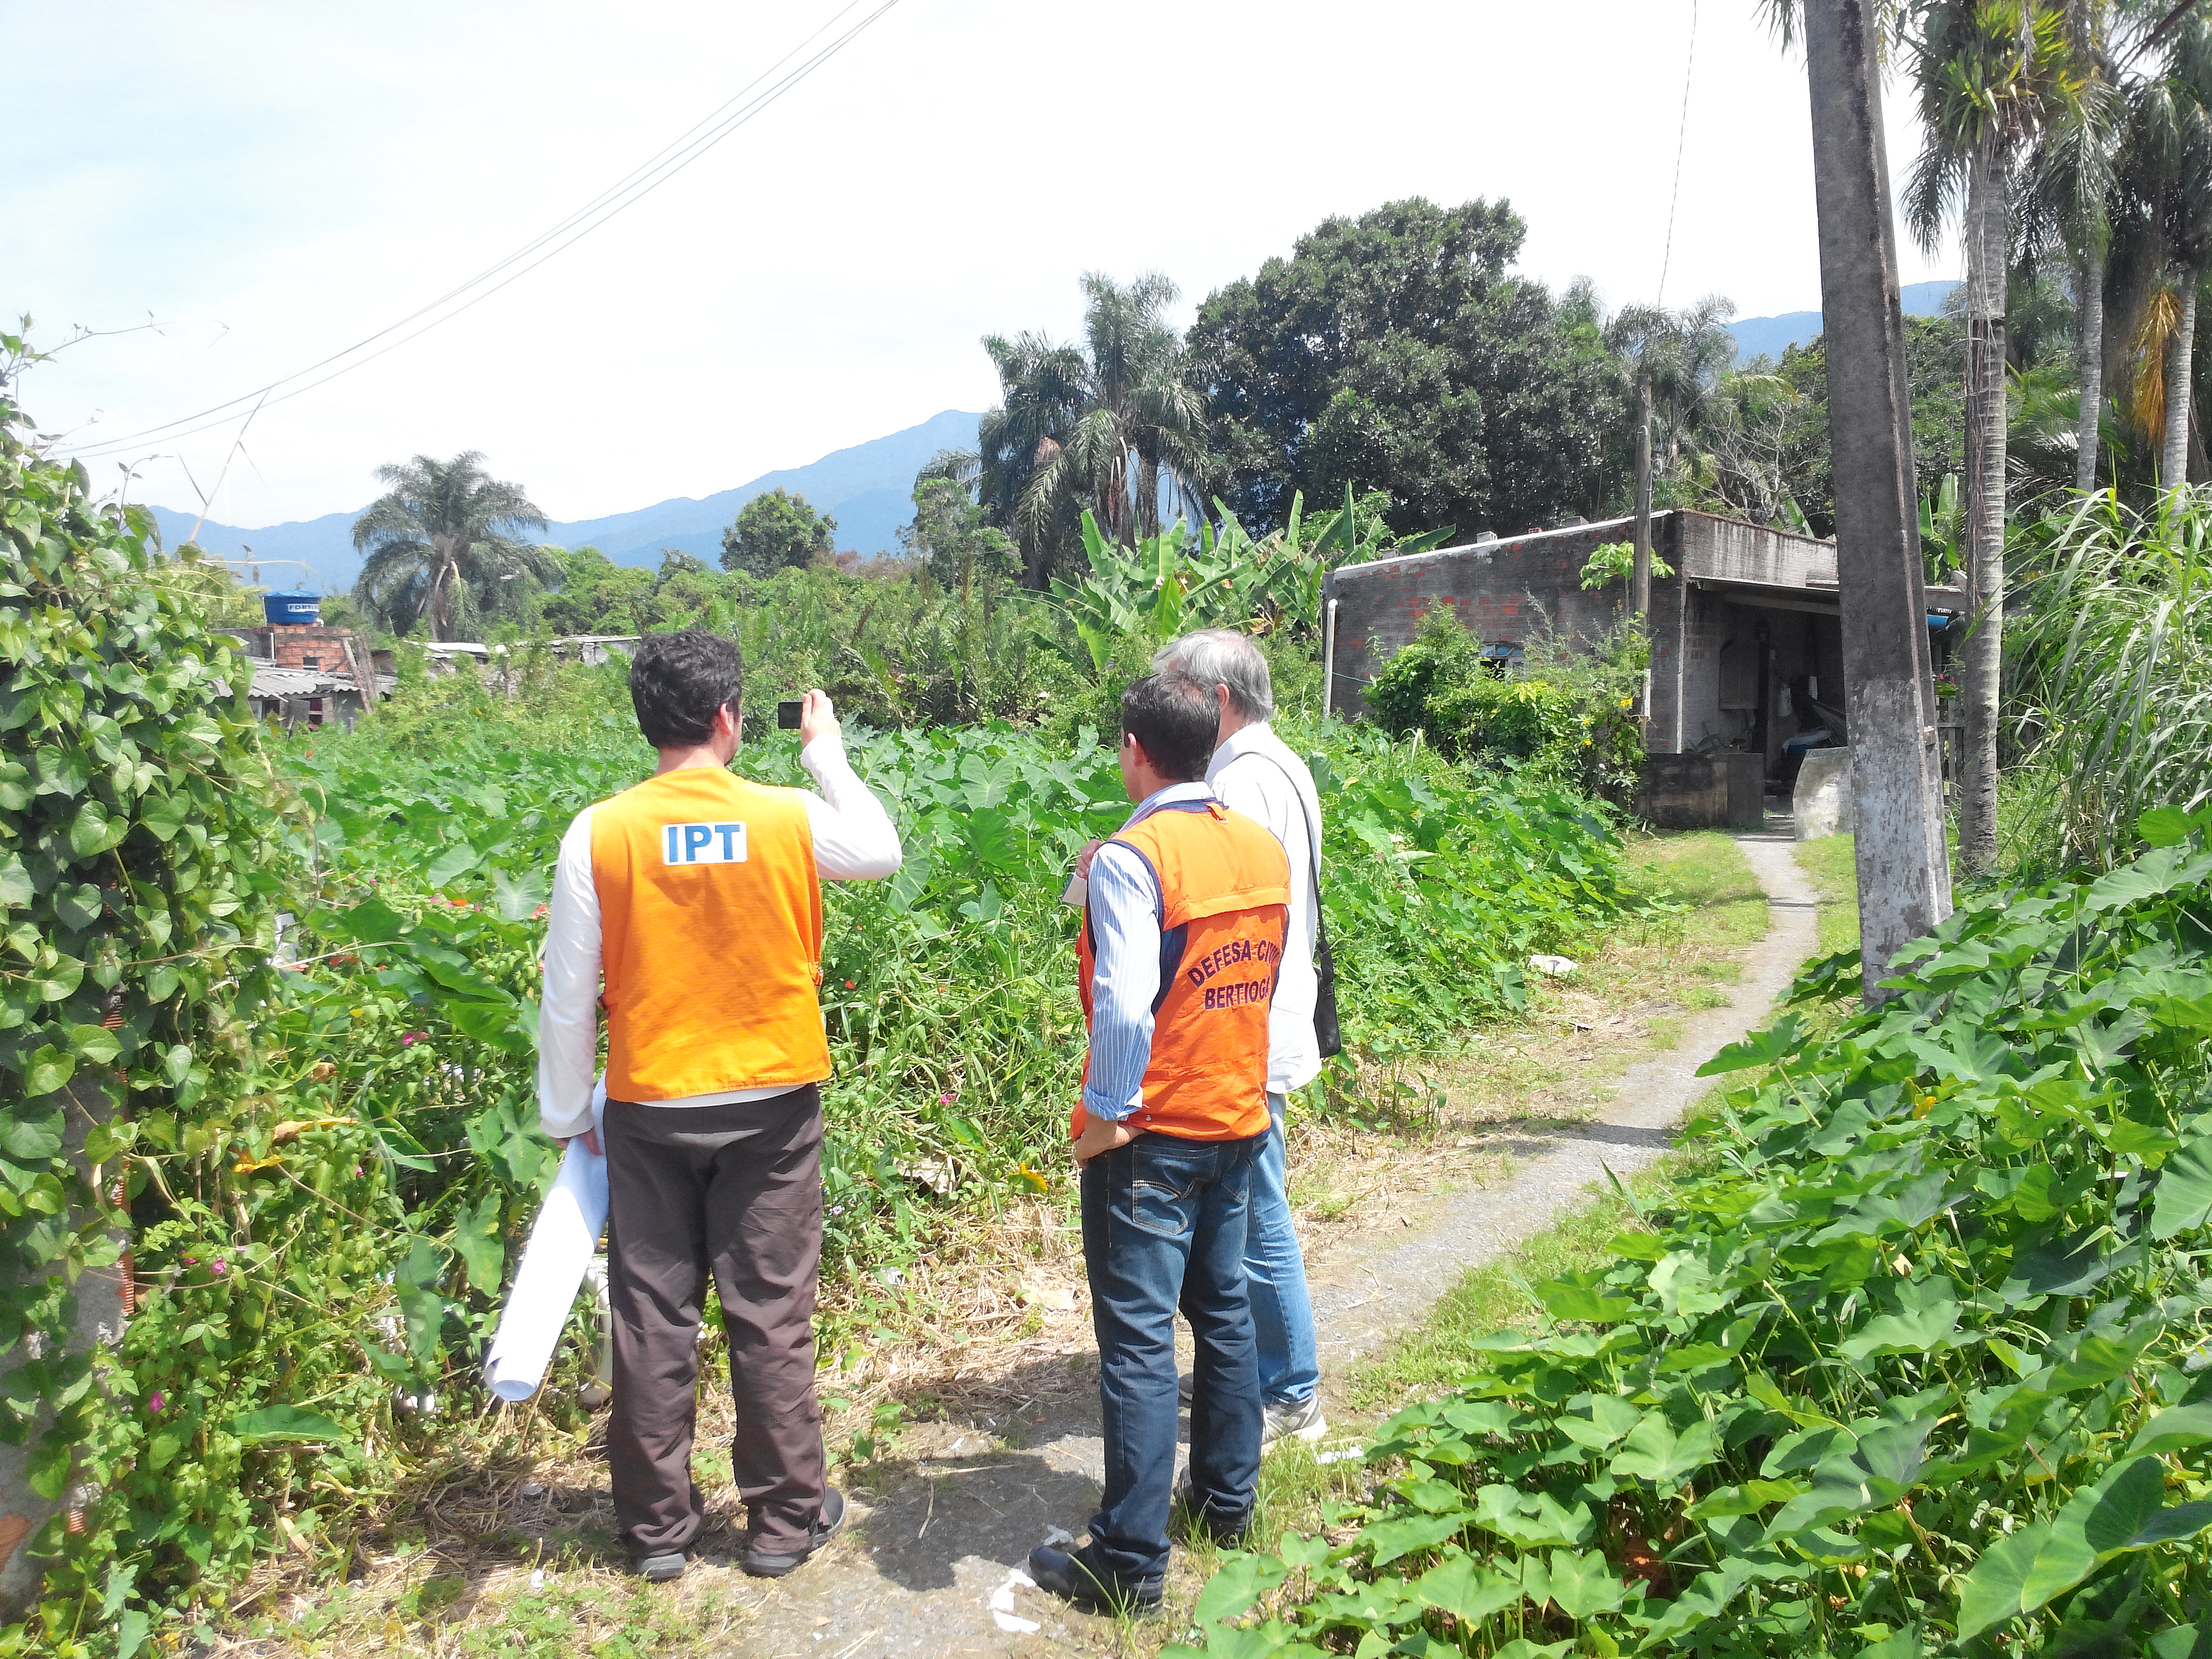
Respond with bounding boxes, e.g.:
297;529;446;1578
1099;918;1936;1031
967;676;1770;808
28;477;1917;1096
1182;810;2212;1659
1363;610;1647;801
0;345;1669;1652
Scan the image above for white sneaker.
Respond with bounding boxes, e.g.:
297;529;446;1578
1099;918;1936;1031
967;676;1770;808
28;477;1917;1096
1261;1395;1327;1449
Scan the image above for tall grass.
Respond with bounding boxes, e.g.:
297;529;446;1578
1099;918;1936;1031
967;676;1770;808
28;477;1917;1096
2006;484;2212;870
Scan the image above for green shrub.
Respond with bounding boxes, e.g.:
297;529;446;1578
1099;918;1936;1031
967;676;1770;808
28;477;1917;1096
1365;609;1644;798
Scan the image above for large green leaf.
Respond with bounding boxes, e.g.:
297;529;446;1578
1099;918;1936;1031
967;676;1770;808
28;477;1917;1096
1540;1550;1624;1621
1413;1555;1521;1624
2130;1405;2212;1457
452;1190;507;1296
423;842;483;889
1957;1519;2064;1638
231;1405;349;1444
2151;1138;2212;1238
1194;1553;1289;1626
1609;1414;1720;1485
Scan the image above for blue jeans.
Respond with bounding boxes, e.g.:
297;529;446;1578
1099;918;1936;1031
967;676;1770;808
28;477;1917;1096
1248;1093;1320;1406
1080;1130;1266;1583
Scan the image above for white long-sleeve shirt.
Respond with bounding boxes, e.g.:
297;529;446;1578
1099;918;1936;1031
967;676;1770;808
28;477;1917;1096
535;734;902;1139
1207;722;1324;1093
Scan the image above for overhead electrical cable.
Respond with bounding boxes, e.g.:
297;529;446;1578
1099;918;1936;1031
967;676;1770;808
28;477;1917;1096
1655;0;1699;308
65;0;902;460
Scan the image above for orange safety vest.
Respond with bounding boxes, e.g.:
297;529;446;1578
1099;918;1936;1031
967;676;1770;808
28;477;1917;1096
1073;799;1291;1143
590;767;832;1103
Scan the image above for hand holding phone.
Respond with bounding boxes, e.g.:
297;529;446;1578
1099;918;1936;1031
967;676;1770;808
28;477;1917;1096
776;700;802;731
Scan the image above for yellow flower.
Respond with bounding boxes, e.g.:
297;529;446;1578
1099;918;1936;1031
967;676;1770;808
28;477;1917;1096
1617;697;1632;708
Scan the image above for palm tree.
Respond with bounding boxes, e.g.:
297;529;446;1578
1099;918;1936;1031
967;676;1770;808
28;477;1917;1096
351;452;555;640
2023;0;2127;491
2127;1;2212;492
1021;273;1214;552
919;332;1088;590
1906;0;2081;872
921;273;1215;590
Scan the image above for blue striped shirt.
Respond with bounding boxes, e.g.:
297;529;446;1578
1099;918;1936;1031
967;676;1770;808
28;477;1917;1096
1080;781;1217;1123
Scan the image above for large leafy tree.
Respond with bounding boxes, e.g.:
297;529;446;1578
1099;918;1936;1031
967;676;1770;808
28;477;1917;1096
899;477;1018;594
350;451;554;641
720;487;836;576
1187;197;1624;538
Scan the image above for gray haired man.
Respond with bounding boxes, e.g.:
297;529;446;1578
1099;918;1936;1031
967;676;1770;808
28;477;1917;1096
1151;629;1327;1447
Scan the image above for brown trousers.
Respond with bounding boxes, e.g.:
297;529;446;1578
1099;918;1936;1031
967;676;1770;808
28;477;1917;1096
603;1085;827;1556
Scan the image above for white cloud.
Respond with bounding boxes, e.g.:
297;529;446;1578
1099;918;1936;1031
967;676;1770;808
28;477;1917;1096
6;0;1958;528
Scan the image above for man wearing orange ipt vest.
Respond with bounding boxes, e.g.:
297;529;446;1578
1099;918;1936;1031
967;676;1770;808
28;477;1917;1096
1029;671;1289;1614
537;630;901;1582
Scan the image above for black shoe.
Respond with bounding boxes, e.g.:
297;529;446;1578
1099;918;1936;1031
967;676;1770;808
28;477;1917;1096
1026;1543;1163;1616
741;1486;848;1578
632;1549;687;1581
1172;1473;1252;1547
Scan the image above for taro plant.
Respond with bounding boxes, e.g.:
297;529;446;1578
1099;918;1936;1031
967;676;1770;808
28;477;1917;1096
1180;806;2212;1659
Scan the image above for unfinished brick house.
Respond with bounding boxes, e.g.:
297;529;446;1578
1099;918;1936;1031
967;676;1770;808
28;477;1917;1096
1322;509;1963;824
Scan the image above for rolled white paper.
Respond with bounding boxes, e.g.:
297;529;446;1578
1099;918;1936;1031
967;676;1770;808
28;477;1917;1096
482;1081;609;1402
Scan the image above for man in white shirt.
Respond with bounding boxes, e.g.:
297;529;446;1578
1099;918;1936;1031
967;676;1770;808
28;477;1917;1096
1152;630;1327;1447
538;631;901;1582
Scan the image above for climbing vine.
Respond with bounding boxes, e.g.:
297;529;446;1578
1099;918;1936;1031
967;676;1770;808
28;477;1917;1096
0;344;298;1651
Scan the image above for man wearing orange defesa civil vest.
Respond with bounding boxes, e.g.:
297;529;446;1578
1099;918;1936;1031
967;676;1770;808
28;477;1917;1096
537;631;901;1585
1028;671;1290;1616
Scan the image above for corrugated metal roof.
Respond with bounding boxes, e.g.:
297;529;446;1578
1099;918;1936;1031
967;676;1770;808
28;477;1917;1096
249;667;395;699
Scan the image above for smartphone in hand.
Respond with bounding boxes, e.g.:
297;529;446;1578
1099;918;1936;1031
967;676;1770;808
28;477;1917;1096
776;700;802;731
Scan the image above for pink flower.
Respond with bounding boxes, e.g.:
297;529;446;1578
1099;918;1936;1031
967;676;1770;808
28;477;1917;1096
182;1257;197;1266
400;1033;425;1046
940;1092;957;1104
146;1392;165;1414
210;1260;226;1276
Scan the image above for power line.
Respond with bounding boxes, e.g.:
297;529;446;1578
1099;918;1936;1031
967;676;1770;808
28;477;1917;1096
65;0;903;460
1655;0;1699;308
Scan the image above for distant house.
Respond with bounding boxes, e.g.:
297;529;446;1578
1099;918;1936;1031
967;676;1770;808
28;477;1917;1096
1323;509;1963;825
214;624;395;731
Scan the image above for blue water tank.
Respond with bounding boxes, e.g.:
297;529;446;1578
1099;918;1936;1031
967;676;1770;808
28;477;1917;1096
263;590;321;626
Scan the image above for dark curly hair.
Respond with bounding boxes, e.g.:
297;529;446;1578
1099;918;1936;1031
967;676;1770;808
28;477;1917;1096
630;630;743;749
1120;671;1219;782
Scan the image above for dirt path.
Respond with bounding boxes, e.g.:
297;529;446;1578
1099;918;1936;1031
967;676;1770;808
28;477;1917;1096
715;826;1819;1656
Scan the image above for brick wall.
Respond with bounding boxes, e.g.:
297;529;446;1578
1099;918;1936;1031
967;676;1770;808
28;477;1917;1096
221;624;373;674
1325;514;1678;717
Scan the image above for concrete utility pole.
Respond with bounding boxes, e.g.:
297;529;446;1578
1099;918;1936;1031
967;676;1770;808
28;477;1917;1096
1802;0;1954;997
1631;372;1654;618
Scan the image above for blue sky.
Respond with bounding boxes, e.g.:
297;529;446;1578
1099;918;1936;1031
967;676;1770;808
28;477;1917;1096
6;1;1961;529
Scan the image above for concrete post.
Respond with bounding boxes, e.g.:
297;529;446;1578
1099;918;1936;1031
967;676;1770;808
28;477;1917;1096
1803;0;1954;996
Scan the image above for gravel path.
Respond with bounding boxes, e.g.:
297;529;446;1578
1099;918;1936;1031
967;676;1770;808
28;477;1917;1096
717;825;1819;1656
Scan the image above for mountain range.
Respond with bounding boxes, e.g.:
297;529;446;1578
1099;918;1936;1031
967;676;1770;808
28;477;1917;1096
150;281;1967;598
1727;279;1958;362
149;407;984;595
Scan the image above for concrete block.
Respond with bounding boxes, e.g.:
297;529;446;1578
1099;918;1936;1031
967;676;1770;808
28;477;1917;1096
1794;747;1854;840
1636;754;1728;830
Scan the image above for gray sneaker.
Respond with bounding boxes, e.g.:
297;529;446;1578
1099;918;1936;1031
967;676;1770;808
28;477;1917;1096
1261;1395;1327;1449
633;1550;686;1582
